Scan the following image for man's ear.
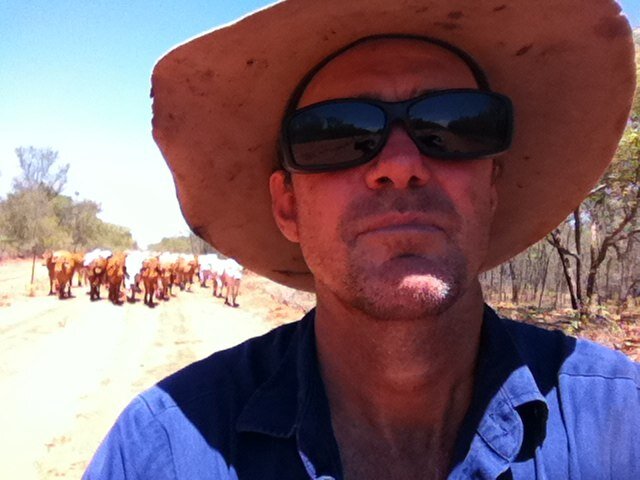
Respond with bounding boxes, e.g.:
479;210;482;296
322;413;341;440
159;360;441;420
269;171;300;243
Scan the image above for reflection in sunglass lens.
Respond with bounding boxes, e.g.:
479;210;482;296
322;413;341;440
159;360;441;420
409;93;509;157
288;102;385;167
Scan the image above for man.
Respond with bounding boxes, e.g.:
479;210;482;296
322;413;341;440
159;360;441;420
85;0;638;478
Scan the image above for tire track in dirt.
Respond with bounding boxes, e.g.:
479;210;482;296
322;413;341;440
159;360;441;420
0;295;75;337
34;298;163;479
1;294;145;479
33;287;278;479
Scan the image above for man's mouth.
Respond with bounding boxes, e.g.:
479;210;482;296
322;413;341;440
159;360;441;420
356;213;446;238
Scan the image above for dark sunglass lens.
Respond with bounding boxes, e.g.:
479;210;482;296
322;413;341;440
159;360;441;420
409;92;510;157
287;102;385;168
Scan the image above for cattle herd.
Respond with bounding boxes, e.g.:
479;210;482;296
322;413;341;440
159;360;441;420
42;250;244;308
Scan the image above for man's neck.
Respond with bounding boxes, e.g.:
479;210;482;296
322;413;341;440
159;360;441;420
313;282;485;478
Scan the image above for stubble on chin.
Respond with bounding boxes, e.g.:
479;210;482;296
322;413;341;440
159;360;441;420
342;250;468;320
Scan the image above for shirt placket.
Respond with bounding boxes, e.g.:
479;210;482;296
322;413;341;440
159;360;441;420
295;347;343;480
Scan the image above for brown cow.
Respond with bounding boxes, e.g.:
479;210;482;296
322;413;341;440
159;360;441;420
186;256;199;291
42;250;56;295
157;261;175;300
87;256;108;301
140;257;161;307
52;251;75;300
106;252;127;305
71;252;86;287
173;255;199;292
172;256;187;291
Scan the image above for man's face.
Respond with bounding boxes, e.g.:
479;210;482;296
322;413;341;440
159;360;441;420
270;38;498;319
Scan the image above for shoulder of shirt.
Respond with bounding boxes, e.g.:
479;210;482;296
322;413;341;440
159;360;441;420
136;317;305;417
498;315;640;388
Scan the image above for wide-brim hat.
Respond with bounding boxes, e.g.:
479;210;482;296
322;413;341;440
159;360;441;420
151;0;636;292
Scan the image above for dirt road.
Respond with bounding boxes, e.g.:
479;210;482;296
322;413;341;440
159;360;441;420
0;259;313;479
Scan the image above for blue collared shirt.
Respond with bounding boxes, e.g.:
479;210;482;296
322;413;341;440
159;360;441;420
84;306;640;479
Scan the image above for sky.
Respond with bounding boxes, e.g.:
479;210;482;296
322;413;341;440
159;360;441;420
1;1;639;248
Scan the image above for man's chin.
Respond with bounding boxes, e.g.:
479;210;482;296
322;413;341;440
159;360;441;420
339;250;469;319
348;272;461;320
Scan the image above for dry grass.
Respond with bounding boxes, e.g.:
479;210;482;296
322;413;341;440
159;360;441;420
491;302;640;361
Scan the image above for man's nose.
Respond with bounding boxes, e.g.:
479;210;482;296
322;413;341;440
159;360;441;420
364;125;431;189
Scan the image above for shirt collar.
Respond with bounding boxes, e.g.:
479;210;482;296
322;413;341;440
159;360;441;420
451;305;549;476
235;309;318;437
236;310;342;478
236;305;549;470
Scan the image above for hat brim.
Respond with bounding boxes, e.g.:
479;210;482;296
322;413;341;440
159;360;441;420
151;0;636;291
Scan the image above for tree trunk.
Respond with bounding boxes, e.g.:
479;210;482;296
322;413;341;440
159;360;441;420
490;269;495;303
604;257;612;302
573;209;584;309
508;260;519;304
548;230;579;310
620;257;626;303
553;267;562;309
585;222;609;308
538;254;551;309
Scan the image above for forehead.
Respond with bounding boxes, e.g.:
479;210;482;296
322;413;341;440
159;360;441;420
299;38;479;107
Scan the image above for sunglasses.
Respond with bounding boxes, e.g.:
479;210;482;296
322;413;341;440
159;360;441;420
281;89;513;173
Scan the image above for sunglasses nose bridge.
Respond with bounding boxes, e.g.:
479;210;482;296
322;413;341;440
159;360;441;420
383;101;409;128
382;100;421;151
365;111;432;190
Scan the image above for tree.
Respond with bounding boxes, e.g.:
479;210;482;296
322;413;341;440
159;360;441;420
481;49;640;318
52;195;104;251
0;188;71;252
0;188;72;281
148;235;193;253
12;147;69;196
0;147;73;279
541;128;640;320
98;222;136;251
0;146;143;268
148;234;217;254
547;225;580;310
583;129;640;301
507;46;640;320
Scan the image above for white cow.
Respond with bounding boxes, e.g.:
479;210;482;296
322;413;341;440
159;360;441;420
84;248;112;267
198;253;218;287
124;250;148;302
